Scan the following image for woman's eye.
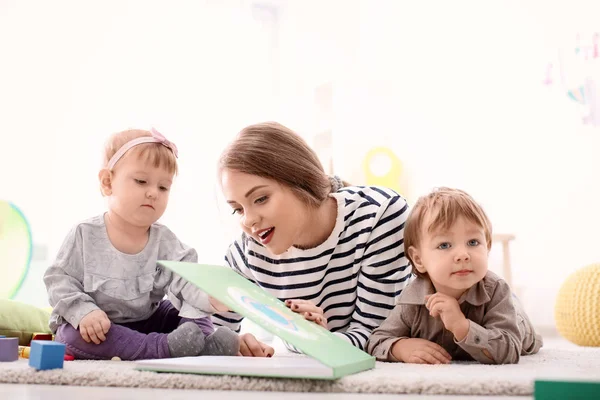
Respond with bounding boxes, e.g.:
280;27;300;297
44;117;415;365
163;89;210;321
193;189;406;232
231;208;242;215
135;179;147;185
468;239;480;246
255;196;268;204
438;242;451;250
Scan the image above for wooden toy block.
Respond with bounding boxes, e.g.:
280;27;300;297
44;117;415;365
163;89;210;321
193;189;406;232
28;340;66;370
31;333;53;341
18;346;31;358
0;337;19;362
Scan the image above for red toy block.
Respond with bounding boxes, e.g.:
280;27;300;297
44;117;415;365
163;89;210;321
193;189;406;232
31;333;53;341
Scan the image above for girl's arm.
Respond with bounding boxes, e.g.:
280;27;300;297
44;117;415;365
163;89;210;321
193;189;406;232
43;227;99;329
337;194;412;350
211;235;251;333
161;237;214;317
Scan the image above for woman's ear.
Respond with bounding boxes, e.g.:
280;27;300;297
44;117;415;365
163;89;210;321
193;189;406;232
98;168;113;196
408;246;427;274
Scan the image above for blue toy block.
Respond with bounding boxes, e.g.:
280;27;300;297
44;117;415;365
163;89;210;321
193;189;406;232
0;337;19;362
29;340;66;370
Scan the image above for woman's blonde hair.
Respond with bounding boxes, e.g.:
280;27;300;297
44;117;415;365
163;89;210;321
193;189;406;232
404;187;492;277
218;122;345;208
103;129;178;175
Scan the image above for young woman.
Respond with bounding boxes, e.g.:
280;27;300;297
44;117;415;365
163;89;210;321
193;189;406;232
214;122;412;356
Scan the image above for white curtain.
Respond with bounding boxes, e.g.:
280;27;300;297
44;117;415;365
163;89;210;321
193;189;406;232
0;0;279;269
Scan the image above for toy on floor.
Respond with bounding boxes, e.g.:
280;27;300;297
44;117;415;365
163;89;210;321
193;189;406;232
31;333;54;341
0;337;19;362
18;345;30;358
555;263;600;346
28;340;66;370
19;345;73;361
535;379;600;399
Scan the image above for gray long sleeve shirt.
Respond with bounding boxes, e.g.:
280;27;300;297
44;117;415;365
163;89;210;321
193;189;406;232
44;215;212;333
367;271;543;364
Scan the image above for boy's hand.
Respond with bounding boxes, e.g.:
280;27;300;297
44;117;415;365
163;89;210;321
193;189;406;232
79;309;111;344
425;293;470;341
285;299;327;328
391;338;452;364
209;296;229;312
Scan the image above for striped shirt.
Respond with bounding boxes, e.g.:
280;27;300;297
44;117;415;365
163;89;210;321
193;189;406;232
212;186;412;350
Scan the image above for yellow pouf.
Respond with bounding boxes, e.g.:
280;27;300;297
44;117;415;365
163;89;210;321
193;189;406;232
555;263;600;346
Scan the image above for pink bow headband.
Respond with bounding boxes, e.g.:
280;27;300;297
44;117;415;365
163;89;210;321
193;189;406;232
107;128;179;170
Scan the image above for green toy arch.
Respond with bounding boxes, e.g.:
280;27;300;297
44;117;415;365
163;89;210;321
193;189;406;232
0;200;32;298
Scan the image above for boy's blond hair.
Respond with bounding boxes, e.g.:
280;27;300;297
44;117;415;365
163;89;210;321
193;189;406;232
102;129;178;175
404;187;492;278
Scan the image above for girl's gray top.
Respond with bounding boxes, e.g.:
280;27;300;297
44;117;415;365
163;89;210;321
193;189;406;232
44;214;212;333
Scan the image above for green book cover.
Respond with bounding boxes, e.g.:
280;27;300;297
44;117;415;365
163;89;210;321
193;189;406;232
534;379;600;400
135;261;375;379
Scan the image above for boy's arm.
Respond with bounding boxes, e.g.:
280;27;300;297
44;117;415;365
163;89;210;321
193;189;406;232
43;227;99;329
366;304;412;361
455;280;523;364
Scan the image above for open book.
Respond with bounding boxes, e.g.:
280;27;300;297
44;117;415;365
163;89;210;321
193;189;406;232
134;261;375;380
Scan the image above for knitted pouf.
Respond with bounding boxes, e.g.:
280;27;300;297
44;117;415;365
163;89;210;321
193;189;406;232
555;263;600;346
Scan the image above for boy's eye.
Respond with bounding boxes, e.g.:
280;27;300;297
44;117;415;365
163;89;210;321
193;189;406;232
135;179;147;185
255;196;268;204
468;239;480;246
437;242;451;250
160;186;170;191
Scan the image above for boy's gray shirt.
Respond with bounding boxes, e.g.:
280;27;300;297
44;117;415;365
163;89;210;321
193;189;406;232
44;215;212;333
366;271;543;364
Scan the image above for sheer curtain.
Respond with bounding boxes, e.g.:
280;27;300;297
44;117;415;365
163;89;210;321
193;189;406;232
1;0;279;304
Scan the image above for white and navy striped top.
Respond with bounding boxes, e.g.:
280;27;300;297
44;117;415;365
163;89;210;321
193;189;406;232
212;186;412;350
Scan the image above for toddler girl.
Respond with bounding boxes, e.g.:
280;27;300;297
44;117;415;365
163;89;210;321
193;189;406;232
44;128;238;360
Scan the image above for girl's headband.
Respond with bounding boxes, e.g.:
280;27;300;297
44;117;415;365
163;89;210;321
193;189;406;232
107;128;179;170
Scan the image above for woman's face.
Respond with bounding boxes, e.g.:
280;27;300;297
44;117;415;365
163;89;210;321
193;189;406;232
221;169;309;255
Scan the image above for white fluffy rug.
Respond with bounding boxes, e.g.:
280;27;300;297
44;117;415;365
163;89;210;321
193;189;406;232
1;340;599;396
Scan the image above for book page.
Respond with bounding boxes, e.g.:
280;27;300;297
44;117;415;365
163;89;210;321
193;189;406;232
136;355;333;379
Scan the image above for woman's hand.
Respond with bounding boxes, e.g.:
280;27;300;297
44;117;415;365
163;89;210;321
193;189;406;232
79;309;111;344
285;299;327;329
238;333;275;357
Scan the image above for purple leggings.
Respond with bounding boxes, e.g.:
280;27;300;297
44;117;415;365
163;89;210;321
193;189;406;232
56;300;213;360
